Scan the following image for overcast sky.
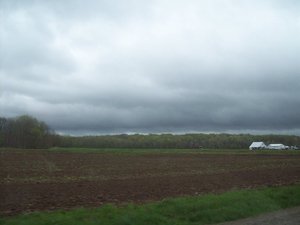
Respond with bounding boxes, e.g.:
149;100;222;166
1;0;300;135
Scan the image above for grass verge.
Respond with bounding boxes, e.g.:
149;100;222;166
1;184;300;225
47;147;300;155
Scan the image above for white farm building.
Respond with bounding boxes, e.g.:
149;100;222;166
267;144;289;150
249;142;267;150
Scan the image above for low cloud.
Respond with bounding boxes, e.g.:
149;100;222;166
1;0;300;134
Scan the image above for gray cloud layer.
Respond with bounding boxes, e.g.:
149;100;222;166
1;0;300;134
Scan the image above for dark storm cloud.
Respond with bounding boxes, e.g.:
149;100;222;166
1;0;300;135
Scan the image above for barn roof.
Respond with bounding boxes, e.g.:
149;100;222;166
249;142;265;147
268;144;284;147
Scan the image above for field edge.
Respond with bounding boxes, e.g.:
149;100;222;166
1;184;300;225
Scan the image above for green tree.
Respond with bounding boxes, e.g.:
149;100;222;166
0;115;55;149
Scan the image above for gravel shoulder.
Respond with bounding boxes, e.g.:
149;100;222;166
216;206;300;225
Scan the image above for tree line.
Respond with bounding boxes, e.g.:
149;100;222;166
59;133;300;149
1;115;300;149
0;115;58;148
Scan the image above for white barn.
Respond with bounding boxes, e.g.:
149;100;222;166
267;144;288;150
249;142;267;150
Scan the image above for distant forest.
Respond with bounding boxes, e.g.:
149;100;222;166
60;133;300;149
0;115;58;148
1;115;300;149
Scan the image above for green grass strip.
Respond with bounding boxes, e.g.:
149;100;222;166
1;185;300;225
47;147;300;155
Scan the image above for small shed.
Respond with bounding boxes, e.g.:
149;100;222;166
249;142;266;150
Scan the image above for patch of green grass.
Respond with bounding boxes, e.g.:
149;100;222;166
1;185;300;225
48;147;210;154
2;147;299;155
47;147;300;155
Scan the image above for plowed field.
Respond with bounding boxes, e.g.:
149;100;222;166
1;149;300;216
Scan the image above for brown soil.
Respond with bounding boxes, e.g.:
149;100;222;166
1;149;300;216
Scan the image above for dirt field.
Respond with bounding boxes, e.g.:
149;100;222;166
1;149;300;216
